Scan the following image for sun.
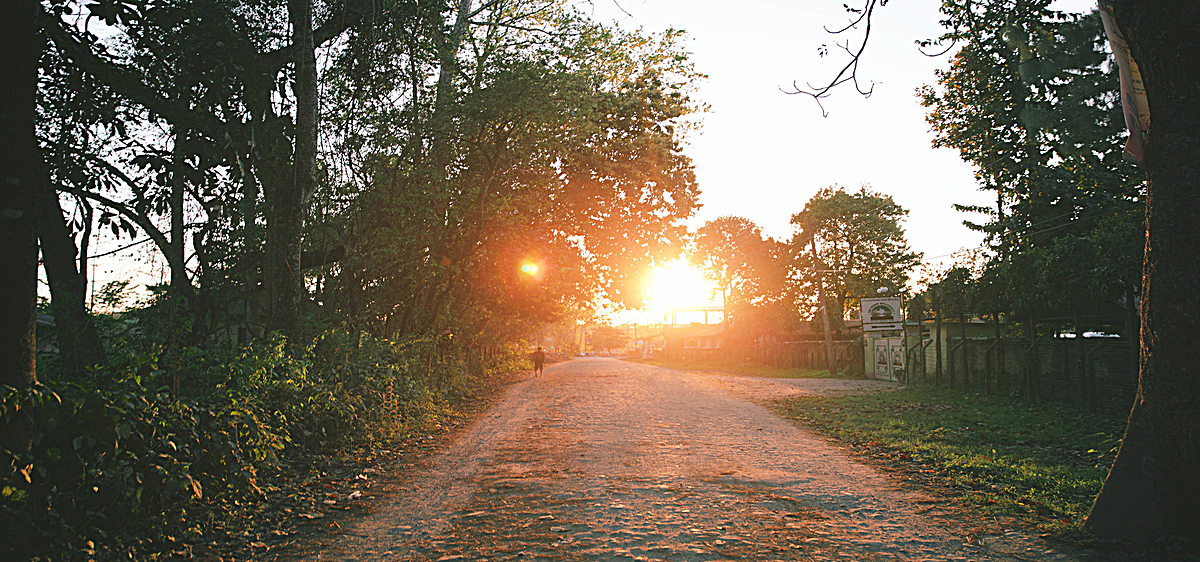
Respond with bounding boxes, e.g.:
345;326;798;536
643;259;721;311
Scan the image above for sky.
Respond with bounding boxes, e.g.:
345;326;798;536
586;0;1098;268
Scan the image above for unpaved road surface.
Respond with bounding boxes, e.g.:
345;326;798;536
298;358;1100;561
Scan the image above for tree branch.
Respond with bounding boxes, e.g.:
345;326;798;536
782;0;884;117
37;8;231;139
62;188;172;266
258;4;352;71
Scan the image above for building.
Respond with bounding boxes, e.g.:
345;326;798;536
661;305;725;360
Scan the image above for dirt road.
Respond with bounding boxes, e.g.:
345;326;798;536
300;358;1097;561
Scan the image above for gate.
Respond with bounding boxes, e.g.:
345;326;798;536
871;337;905;382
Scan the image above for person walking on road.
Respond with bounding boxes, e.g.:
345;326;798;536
531;347;546;376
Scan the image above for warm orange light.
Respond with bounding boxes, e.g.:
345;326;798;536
643;259;721;310
521;263;539;275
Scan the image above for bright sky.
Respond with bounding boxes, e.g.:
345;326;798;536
589;0;1098;316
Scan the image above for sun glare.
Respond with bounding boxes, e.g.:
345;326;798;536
643;259;721;312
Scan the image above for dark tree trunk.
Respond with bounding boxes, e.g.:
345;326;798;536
37;185;106;375
170;129;190;297
996;316;1007;393
934;310;942;385
1087;1;1200;540
0;0;40;457
1025;308;1039;402
1073;304;1089;406
266;0;318;340
959;313;969;388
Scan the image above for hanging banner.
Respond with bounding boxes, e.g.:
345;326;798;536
1098;1;1150;165
861;297;903;332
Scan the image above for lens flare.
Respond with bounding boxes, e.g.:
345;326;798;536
644;259;720;310
521;263;539;275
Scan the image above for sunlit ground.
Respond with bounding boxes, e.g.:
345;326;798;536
611;259;722;325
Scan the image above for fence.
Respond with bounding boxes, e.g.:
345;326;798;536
912;337;1137;411
662;339;865;376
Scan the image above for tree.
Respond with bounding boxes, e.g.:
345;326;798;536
692;216;790;342
801;0;1200;540
919;1;1143;343
590;325;626;353
1081;1;1200;539
692;216;773;306
790;185;921;325
920;3;1140;256
35;0;379;344
0;0;41;459
329;9;702;339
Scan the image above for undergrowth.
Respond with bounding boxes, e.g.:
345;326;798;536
774;386;1125;536
1;328;525;561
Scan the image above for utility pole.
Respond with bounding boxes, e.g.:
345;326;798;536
811;238;838;375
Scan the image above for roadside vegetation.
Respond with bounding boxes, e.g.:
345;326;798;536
2;317;530;561
775;386;1124;536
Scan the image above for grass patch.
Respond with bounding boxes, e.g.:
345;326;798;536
774;386;1125;534
628;357;860;379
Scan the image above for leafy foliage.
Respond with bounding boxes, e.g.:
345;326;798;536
1;328;519;560
791;185;922;325
919;2;1143;321
691;216;791;342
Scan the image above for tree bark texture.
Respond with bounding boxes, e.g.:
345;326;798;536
0;0;40;456
266;0;318;340
37;185;106;375
1086;1;1200;540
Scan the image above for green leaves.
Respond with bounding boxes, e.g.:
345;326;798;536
791;184;922;319
921;2;1143;317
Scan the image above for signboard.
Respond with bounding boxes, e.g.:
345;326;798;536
860;297;903;332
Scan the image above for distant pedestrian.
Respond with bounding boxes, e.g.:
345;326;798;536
532;347;546;376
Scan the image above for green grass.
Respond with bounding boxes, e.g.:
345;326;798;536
774;386;1126;534
628;356;861;379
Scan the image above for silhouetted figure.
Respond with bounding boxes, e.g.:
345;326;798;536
532;347;546;376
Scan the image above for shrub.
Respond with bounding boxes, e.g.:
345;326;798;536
1;328;504;561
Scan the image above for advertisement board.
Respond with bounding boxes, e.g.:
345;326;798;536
860;297;903;332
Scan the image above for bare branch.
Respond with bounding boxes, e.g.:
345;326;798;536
782;0;884;117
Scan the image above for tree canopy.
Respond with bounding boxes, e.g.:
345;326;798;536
790;185;921;326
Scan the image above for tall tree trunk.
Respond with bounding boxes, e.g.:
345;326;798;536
811;238;837;375
238;153;259;344
959;313;969;388
0;0;40;458
990;311;1002;394
1073;304;1088;406
934;309;942;385
170;129;189;297
1025;308;1039;402
266;0;318;340
1086;1;1200;539
37;185;106;375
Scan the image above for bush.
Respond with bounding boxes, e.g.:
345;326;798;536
1;328;506;561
